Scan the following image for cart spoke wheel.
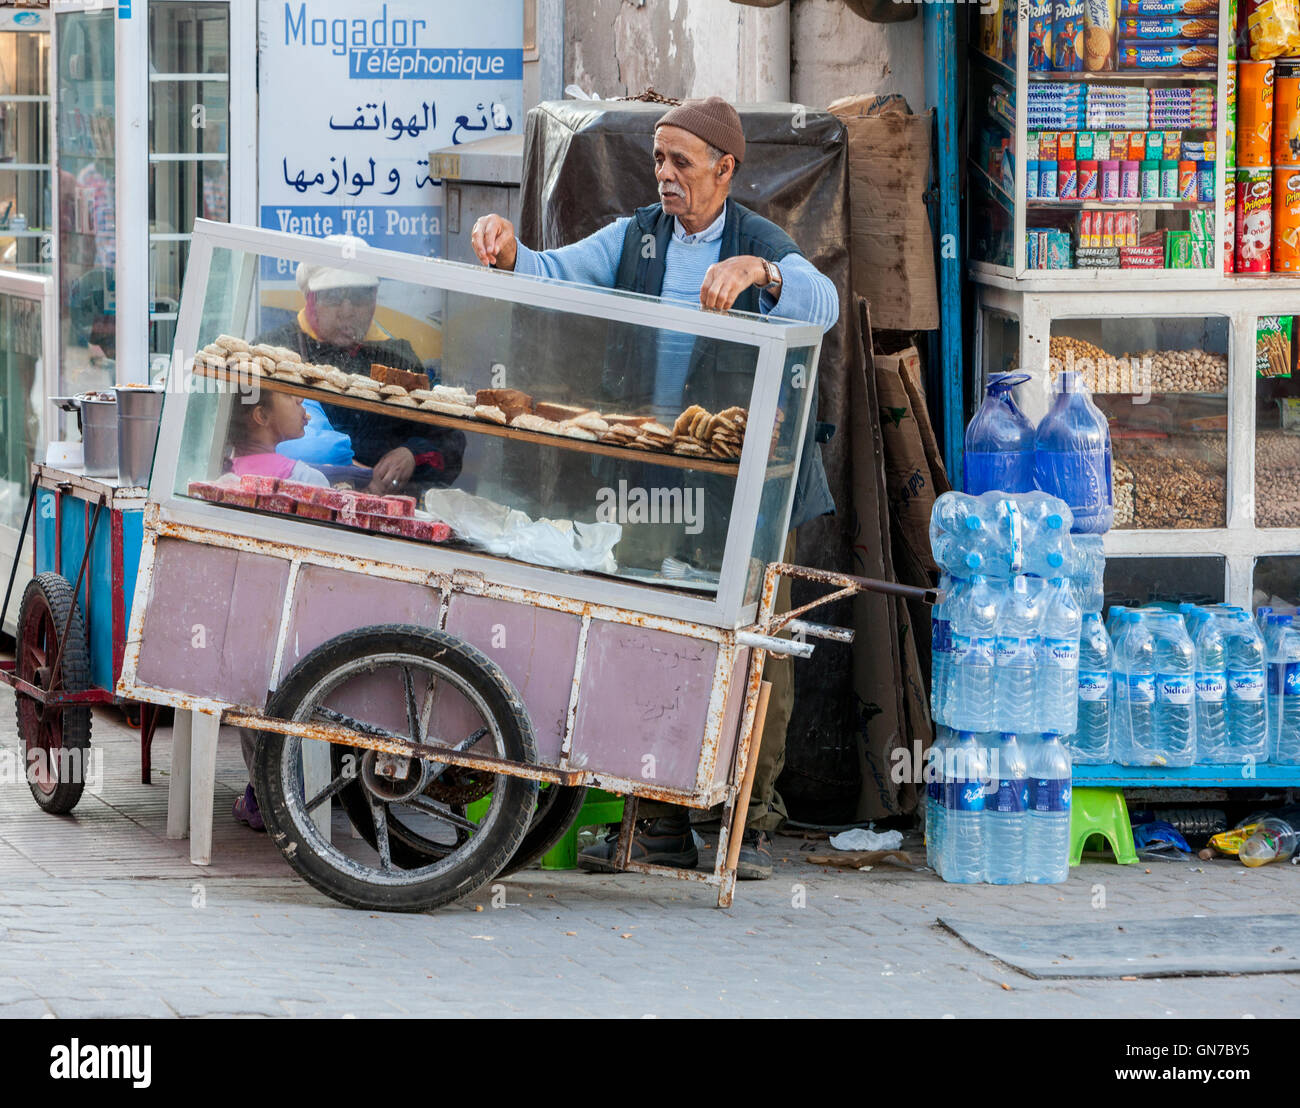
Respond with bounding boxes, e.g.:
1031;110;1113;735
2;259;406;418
254;625;538;912
14;573;92;814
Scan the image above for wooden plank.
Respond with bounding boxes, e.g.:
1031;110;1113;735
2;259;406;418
193;364;779;478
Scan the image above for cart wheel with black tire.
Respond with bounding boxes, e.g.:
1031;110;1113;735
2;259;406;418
253;625;540;912
331;743;587;877
14;572;93;814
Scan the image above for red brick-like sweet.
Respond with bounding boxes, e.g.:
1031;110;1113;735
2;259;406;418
186;481;222;502
240;474;280;495
295;502;336;521
360;513;406;536
406;518;451;542
352;493;389;515
221;488;258;508
257;494;297;514
380;495;416;518
277;480;318;502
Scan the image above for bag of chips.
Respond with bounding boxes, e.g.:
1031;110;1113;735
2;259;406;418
1247;0;1300;59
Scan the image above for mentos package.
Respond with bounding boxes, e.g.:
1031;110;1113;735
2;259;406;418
1055;0;1087;69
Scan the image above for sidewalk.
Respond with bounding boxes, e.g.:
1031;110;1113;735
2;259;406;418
1;695;1298;1018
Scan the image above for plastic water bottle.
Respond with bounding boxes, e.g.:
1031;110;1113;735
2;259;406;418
1264;615;1291;754
1033;370;1114;535
931;576;962;726
995;576;1042;733
1072;612;1111;764
1239;817;1300;866
1272;618;1300;765
1256;605;1274;634
1114;611;1157;765
1069;533;1105;614
964;373;1035;496
1192;613;1229;763
1151;612;1196;767
1026;732;1071;884
984;732;1028;885
949;575;999;733
1225;611;1268;764
926;727;954;871
1038;578;1082;735
942;731;987;884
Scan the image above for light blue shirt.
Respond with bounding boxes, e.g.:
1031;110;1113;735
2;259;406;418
512;208;838;417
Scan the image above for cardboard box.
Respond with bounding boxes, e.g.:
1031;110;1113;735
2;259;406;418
829;95;939;331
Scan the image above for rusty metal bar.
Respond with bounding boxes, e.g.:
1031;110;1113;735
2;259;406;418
735;630;814;658
613;795;638;870
222;710;586;787
767;562;939;604
48;495;106;696
0;474;37;630
784;618;855;643
0;673;113;706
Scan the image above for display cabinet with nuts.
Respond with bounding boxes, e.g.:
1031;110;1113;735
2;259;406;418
975;283;1300;615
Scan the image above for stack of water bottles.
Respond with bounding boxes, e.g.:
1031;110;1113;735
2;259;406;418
1106;603;1300;767
927;489;1082;884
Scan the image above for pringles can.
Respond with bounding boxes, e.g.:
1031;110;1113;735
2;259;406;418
1236;166;1273;273
1274;166;1300;272
1237;60;1275;169
1274;60;1300;166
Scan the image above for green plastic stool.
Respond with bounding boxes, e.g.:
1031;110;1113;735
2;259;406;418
541;789;624;871
465;788;625;871
1069;786;1139;865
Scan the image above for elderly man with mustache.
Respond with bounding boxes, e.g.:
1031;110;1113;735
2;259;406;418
471;96;839;880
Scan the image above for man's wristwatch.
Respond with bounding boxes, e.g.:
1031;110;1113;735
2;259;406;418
760;259;782;289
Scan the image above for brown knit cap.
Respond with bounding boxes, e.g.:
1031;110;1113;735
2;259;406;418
655;96;745;165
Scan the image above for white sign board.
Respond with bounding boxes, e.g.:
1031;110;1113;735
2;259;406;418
258;0;523;263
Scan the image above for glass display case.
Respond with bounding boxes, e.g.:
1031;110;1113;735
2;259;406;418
975;282;1300;610
53;0;252;397
151;221;823;628
0;267;57;633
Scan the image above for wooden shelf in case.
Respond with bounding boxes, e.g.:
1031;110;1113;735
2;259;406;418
193;364;793;478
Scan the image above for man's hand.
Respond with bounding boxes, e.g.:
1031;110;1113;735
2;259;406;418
699;255;769;312
471;214;518;271
367;446;416;493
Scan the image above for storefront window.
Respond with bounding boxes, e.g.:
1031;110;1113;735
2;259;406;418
1050;316;1229;530
0;25;51;270
148;1;230;366
1104;555;1226;612
0;284;44;532
56;8;116;398
1254;315;1300;529
1254;556;1300;611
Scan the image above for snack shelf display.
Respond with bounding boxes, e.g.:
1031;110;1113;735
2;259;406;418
972;0;1300;281
974;281;1300;608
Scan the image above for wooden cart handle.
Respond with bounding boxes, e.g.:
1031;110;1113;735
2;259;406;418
724;679;771;875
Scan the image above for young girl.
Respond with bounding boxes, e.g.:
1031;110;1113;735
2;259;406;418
227;391;330;830
227;390;330;488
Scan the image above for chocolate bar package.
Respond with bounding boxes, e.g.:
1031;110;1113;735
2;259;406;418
1118;15;1219;38
1119;39;1219;66
1118;0;1218;14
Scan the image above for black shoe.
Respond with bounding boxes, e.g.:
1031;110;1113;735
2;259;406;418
736;829;774;880
577;814;699;872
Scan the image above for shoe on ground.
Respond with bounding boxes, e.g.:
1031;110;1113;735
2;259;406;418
577;814;698;872
233;784;265;832
736;829;773;880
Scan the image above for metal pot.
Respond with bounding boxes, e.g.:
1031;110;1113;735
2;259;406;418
50;393;119;478
113;385;166;488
